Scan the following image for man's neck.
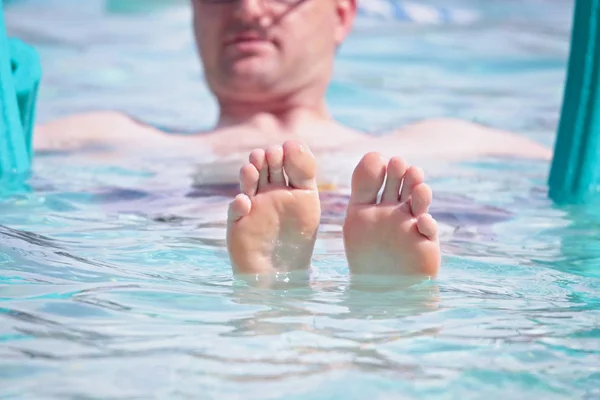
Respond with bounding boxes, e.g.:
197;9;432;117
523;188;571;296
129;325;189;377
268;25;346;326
207;94;366;152
215;96;331;133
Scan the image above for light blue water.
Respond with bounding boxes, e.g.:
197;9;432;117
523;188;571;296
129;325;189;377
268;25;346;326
2;0;600;399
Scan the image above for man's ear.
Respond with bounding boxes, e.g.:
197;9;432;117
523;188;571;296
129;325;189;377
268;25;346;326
334;0;357;45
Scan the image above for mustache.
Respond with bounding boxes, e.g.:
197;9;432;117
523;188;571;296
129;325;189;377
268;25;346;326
224;25;272;42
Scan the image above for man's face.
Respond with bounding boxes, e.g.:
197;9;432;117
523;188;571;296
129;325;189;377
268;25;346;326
192;0;355;102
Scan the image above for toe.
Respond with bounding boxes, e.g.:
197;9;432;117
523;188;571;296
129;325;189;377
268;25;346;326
266;145;286;186
282;140;317;190
239;163;260;197
416;213;438;240
249;148;269;191
227;194;252;223
410;183;432;216
381;156;408;204
399;166;424;203
349;152;386;205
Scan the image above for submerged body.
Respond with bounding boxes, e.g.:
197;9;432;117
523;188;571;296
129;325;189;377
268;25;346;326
33;0;552;281
35;111;551;185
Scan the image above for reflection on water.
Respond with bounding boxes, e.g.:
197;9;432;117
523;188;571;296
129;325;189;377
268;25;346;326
1;153;598;398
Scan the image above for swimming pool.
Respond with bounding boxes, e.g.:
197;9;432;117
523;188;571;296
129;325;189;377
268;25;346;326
2;0;599;398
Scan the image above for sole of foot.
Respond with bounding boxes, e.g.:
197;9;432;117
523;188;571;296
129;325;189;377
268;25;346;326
226;140;321;276
343;152;441;279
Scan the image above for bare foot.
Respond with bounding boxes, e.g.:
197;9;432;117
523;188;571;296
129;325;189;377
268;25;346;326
343;153;441;278
226;140;321;275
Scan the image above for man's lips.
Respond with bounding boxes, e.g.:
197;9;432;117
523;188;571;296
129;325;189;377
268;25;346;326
224;32;273;47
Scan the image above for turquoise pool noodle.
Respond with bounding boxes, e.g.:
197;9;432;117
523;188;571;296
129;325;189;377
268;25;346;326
549;0;600;204
10;38;41;165
0;4;40;178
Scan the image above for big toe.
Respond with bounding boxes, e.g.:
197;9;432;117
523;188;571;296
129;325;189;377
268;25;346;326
282;140;317;190
349;152;387;205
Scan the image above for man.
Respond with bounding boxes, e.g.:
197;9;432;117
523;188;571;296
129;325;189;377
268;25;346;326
34;0;552;279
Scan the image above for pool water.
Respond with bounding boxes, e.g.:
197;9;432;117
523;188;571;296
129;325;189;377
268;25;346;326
2;0;600;398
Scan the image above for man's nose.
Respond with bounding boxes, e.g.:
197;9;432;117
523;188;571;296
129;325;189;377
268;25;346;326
233;0;271;24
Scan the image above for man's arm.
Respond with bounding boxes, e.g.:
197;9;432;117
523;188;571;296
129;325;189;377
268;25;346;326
387;118;553;161
34;111;160;153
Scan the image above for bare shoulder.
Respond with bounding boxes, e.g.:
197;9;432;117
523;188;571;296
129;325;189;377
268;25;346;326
36;110;142;133
396;118;553;160
34;110;162;152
